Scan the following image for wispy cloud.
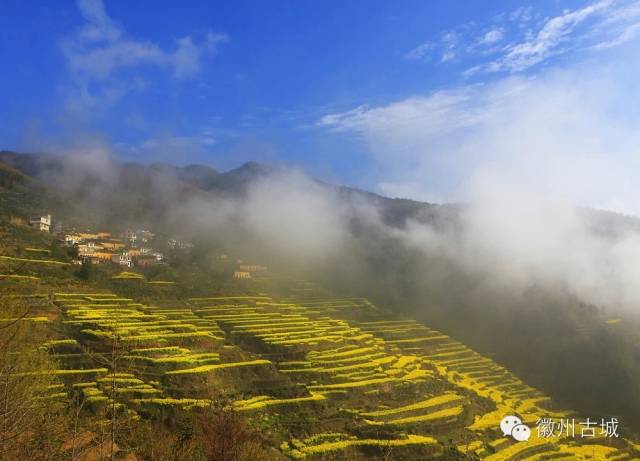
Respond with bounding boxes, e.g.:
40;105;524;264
318;59;640;211
440;31;458;62
593;21;640;48
487;0;613;72
405;0;640;75
591;0;640;48
62;0;228;111
478;28;504;45
404;30;461;63
318;56;640;310
508;6;535;26
404;42;434;61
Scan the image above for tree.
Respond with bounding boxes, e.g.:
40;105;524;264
0;292;71;459
68;244;79;259
191;391;277;461
78;258;92;281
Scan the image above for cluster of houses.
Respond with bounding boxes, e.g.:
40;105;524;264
233;263;268;279
27;213;166;268
64;229;164;268
28;213;266;276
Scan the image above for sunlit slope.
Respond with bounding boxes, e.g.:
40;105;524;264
11;285;637;460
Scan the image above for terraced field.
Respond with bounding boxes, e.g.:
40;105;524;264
16;290;640;459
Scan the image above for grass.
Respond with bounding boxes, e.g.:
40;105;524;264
18;368;108;377
0;274;40;280
308;376;397;390
41;339;79;349
364;406;464;426
55;293;118;298
24;247;51;255
165;359;272;375
0;316;50;323
131;398;211;409
280;355;397;374
361;393;465;417
283;434;439;459
233;392;325;411
112;271;145;280
0;255;69;265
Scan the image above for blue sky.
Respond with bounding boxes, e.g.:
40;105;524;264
2;0;640;207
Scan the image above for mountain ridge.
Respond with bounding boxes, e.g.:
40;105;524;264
0;150;449;230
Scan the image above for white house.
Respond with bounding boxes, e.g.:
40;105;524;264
77;241;98;256
111;251;133;267
64;234;80;246
29;214;51;232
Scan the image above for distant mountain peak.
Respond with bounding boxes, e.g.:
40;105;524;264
225;161;274;180
231;161;270;173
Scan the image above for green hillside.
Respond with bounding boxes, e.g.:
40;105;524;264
2;152;640;460
0;225;638;460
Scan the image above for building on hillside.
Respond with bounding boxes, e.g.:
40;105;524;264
239;264;268;273
65;234;82;246
29;214;51;232
76;241;98;256
233;271;252;280
125;230;137;245
112;251;132;267
90;252;116;263
101;240;125;251
137;230;154;244
126;229;154;246
74;232;112;241
167;238;194;250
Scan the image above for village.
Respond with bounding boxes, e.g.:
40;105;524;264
28;213;165;268
27;213;267;278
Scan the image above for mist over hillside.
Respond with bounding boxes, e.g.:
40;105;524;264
6;1;640;458
3;149;640;431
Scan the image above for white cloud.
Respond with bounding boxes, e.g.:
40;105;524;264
404;1;640;75
593;21;640;48
404;30;459;62
591;1;640;48
479;28;504;45
319;60;640;211
440;31;458;62
75;0;120;41
242;172;347;261
404;42;434;61
488;0;613;72
508;6;535;26
320;56;640;311
62;0;228;110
